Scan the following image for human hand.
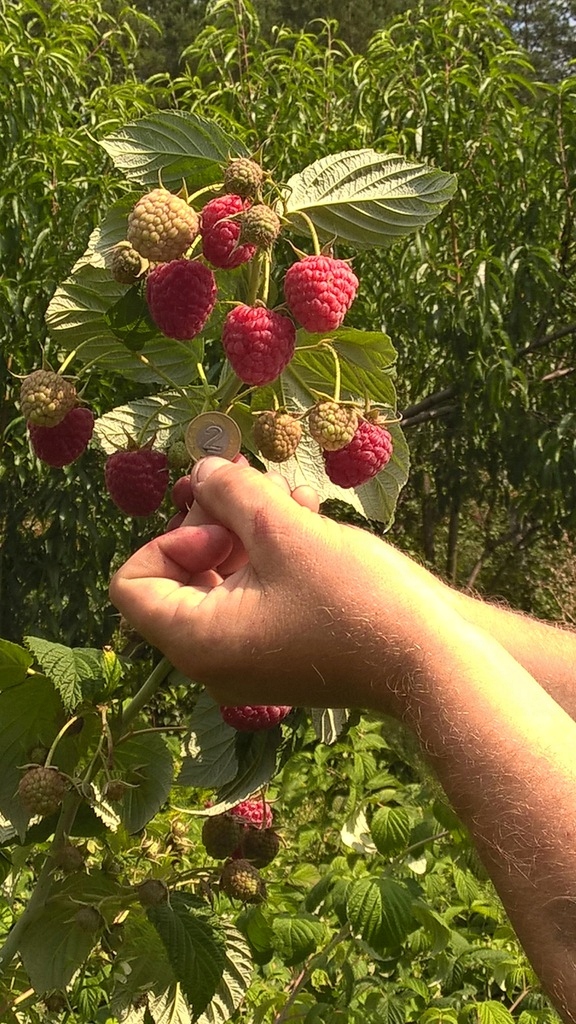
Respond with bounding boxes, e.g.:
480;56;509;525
167;456;319;574
109;458;440;711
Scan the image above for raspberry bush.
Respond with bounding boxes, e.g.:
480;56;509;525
8;105;530;1024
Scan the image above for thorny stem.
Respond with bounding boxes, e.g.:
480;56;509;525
187;182;223;205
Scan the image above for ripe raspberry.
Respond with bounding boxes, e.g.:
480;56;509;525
240;827;281;868
323;418;393;488
239;204;281;248
230;798;273;829
137;878;169;907
220;705;292;731
127;188;199;262
200;194;256;269
222;305;295;386
308;401;359;451
253;411;301;462
284;255;359;333
223;157;265;198
146;260;217;341
220;858;266;903
20;370;77;427
28;407;94;467
202;814;245;859
109;242;146;285
105;448;169;517
18;766;68;816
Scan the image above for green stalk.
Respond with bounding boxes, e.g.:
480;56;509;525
119;656;173;731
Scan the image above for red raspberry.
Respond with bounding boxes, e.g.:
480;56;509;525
284;254;359;333
220;705;291;731
230;798;273;829
200;194;256;269
146;260;217;341
323;419;393;488
105;448;169;516
222;305;295;385
28;407;94;467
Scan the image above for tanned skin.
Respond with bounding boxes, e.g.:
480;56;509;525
110;457;576;1023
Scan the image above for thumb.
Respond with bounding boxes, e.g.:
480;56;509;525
189;457;308;565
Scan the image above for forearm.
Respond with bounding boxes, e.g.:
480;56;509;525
385;543;576;718
447;589;576;718
384;605;576;1022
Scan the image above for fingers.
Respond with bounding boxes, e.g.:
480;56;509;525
188;457;314;569
110;521;230;596
291;484;320;513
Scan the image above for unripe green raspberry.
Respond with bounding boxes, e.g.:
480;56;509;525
167;439;190;472
239;205;281;247
220;858;266;903
254;411;302;463
308;401;359;451
18;766;68;816
20;370;77;427
109;241;146;284
223;157;265;198
202;814;244;859
127;188;200;262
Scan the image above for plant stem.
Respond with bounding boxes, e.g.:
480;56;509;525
214;371;243;411
120;656;173;731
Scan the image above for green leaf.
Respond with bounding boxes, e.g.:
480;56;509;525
94;391;207;454
285;150;457;248
474;1004;516;1024
345;876;416;952
201;728;281;815
419;1011;459;1024
111;914;176;1019
0;677;63;837
271;914;326;966
113;731;173;833
46;265;202;385
370;806;412;857
148;893;226;1018
100;111;247;190
148;985;192;1024
177;693;239;789
24;637;108;711
291;327;398;407
104;287;159;351
0;639;33;690
18;872;122;993
410;901;451;955
196;923;253;1024
310;709;350;745
236;905;274;956
340;807;377;855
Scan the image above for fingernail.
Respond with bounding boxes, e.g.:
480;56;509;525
190;456;229;486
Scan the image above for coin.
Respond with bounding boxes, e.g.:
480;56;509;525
185;411;242;462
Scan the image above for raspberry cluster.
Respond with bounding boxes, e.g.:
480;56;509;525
24;155;397;524
201;795;279;901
